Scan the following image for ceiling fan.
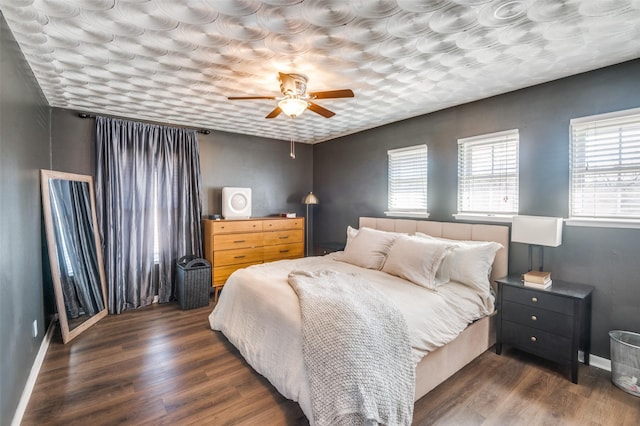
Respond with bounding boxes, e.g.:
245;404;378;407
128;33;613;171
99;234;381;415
228;72;354;119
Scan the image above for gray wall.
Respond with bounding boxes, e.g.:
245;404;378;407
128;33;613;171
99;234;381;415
198;130;313;219
0;15;51;425
51;108;95;175
314;59;640;358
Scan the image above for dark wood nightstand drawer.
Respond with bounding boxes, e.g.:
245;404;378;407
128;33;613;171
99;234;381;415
502;320;572;363
502;285;574;314
502;300;573;337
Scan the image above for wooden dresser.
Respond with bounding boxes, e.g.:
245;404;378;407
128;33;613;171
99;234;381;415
202;217;304;301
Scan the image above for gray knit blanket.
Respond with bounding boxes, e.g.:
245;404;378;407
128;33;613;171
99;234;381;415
288;270;414;426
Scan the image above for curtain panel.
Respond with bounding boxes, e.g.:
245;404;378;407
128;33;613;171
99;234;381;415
96;117;203;314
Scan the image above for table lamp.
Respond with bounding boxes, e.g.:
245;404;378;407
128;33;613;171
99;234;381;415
511;215;563;272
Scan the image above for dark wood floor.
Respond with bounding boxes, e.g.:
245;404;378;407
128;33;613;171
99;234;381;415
23;301;639;425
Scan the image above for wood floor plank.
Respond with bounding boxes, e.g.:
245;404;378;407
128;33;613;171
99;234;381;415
21;302;640;426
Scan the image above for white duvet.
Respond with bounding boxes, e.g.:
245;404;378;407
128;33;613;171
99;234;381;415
208;254;493;424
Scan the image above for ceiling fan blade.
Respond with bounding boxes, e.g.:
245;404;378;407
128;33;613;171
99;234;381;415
307;102;335;118
308;89;354;99
228;96;277;100
265;106;282;119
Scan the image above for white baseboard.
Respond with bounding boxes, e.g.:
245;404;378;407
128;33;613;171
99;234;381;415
579;351;611;372
11;319;55;426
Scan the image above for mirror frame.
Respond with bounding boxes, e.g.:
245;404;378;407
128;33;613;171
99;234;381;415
41;169;108;343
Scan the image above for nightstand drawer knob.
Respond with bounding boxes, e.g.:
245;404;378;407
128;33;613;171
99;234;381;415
531;297;538;303
531;315;537;321
530;336;537;342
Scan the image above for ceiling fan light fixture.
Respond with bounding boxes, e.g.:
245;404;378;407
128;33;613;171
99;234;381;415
278;97;308;118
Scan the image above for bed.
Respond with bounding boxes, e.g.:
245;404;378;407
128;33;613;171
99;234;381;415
209;217;509;425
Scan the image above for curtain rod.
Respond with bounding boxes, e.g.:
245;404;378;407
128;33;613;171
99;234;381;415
77;112;211;135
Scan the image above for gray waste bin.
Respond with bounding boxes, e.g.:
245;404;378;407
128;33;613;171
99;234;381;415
609;330;640;397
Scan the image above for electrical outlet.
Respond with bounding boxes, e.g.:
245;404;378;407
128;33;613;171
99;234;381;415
32;320;38;338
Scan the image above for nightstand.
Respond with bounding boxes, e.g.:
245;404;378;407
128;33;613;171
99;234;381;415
495;275;594;384
313;242;345;256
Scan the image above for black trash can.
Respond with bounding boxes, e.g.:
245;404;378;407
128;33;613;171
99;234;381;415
176;255;211;310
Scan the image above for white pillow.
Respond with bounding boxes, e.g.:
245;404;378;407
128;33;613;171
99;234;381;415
446;241;502;311
381;235;450;290
434;245;454;285
345;225;358;248
335;227;398;270
414;233;498;285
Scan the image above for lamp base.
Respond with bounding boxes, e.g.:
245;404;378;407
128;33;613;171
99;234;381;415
528;245;545;272
305;203;310;257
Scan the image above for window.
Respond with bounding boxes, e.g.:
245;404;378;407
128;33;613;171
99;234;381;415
386;144;428;218
456;129;519;220
570;107;640;226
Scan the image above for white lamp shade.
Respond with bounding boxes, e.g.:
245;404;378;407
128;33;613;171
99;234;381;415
511;215;563;247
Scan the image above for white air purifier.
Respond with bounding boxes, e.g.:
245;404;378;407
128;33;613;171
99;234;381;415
222;187;251;219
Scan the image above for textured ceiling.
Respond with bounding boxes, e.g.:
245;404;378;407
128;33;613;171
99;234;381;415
2;0;640;144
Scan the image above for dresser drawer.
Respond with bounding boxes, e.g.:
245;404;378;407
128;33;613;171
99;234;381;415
212;220;262;234
263;218;304;231
263;242;304;261
502;285;575;314
214;232;263;250
502;300;573;337
502;320;572;363
263;229;303;245
214;247;263;266
213;262;261;285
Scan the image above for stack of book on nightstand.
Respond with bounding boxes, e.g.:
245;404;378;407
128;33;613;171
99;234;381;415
523;271;552;289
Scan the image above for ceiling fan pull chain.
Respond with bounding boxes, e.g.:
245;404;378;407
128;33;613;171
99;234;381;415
290;117;296;159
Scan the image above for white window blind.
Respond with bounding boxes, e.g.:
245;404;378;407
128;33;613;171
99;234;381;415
570;108;640;220
387;144;428;217
457;129;519;215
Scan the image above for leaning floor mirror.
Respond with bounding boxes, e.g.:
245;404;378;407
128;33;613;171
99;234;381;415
41;170;108;343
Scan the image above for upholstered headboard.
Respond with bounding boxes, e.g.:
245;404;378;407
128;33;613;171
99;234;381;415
359;217;509;286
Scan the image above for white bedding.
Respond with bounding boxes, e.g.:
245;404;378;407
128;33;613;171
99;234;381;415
209;253;494;424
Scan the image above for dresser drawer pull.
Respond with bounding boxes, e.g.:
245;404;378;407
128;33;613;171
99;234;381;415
279;236;289;239
531;315;537;321
531;297;538;303
233;240;246;243
280;249;290;253
234;255;246;259
530;336;537;342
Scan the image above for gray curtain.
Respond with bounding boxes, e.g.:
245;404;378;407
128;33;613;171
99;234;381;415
95;117;203;314
49;179;105;318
